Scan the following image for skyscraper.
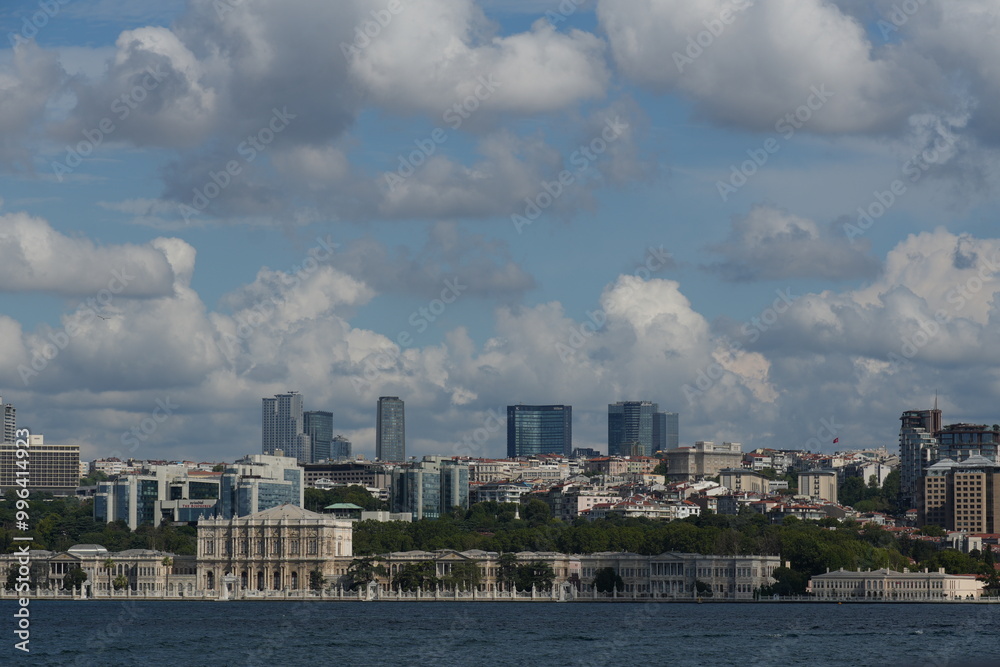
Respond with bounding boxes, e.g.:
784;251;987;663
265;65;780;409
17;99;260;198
663;412;679;449
506;405;572;457
304;411;333;462
899;407;942;511
332;435;352;460
608;401;659;457
262;391;312;463
376;397;405;461
1;396;16;443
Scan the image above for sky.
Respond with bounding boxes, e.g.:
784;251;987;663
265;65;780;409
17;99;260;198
1;0;999;463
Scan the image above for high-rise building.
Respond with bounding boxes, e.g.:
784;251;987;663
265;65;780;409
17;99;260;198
899;408;942;511
376;397;405;461
304;411;333;462
332;435;352;460
1;396;15;443
262;392;312;463
921;455;1000;533
0;435;79;493
506;405;572;457
608;401;660;456
663;412;679;449
391;457;469;520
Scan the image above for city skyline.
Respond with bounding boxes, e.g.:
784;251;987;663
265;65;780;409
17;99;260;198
2;2;1000;467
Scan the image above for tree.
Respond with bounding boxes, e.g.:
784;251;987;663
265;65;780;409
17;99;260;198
920;525;946;537
593;566;624;593
443;560;481;591
392;561;438;592
497;553;518;592
522;499;551;527
63;567;87;591
346;556;387;590
513;561;555;592
212;464;225;472
309;569;325;591
695;579;713;597
112;573;129;590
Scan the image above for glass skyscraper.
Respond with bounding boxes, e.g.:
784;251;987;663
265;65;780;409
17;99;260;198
262;391;312;463
304;410;333;462
506;405;572;457
332;435;352;460
608;401;658;456
376;397;405;461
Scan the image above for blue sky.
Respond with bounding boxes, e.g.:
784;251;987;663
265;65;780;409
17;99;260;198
1;0;1000;462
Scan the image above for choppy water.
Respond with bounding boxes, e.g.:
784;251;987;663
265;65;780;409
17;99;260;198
6;600;1000;666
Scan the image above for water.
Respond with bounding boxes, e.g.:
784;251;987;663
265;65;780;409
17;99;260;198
7;600;1000;666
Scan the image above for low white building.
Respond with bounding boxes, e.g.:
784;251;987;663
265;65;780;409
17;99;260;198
809;568;984;600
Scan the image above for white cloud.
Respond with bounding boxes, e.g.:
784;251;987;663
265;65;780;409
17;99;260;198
0;211;177;297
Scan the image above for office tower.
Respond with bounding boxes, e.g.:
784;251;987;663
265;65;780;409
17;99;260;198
391;457;469;520
376;397;405;461
262;391;312;463
652;412;666;453
922;456;1000;533
899;407;942;510
304;411;333;462
332;435;352;460
1;397;15;443
608;401;658;457
0;435;79;492
663;412;679;449
506;405;572;457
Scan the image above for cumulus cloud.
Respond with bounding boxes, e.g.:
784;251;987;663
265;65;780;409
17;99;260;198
0;43;65;170
0;211;177;297
598;0;924;134
706;205;881;282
